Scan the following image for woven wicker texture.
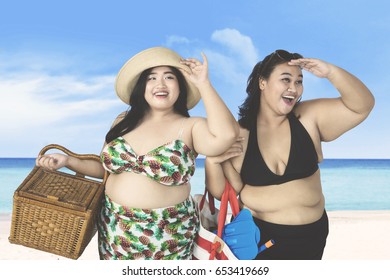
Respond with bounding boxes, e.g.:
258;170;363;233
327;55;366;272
19;167;99;211
9;144;105;259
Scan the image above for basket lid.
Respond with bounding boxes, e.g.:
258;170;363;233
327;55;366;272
16;166;102;212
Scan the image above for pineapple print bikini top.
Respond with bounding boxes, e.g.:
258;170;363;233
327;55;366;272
100;120;196;186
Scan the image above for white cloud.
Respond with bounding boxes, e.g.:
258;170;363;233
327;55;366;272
194;28;258;87
0;70;127;156
211;28;258;66
204;49;248;87
0;72;122;130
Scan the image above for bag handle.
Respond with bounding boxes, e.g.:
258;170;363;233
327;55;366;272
199;188;216;214
38;144;108;184
200;179;238;216
203;179;240;259
217;179;240;238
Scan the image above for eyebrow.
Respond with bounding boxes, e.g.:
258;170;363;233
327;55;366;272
280;72;303;78
148;70;175;75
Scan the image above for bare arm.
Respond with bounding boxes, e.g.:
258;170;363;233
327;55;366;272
290;58;375;141
35;112;126;179
36;153;105;179
205;138;244;199
205;157;226;199
180;53;239;156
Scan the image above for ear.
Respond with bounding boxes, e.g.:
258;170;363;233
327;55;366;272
259;77;266;91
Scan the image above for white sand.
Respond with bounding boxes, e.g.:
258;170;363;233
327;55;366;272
1;210;389;260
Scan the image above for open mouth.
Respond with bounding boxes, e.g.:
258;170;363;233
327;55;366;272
154;91;168;97
282;95;295;105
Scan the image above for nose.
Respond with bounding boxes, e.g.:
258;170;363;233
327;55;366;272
288;83;298;93
156;77;167;87
287;87;295;93
151;79;167;92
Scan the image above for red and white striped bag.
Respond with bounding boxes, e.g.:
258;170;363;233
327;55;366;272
192;180;240;260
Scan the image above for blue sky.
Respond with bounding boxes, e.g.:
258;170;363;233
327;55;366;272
1;0;389;158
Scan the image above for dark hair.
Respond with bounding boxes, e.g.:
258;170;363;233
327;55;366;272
105;66;190;143
238;50;303;129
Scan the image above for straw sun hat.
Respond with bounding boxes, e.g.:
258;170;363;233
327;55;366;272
115;47;201;109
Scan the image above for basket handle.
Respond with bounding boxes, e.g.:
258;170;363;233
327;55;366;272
39;144;100;160
38;144;108;184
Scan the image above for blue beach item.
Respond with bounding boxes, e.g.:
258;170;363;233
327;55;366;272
221;212;275;259
221;208;261;260
211;180;276;260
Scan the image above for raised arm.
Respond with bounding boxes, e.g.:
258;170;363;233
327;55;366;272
180;53;239;156
290;58;375;141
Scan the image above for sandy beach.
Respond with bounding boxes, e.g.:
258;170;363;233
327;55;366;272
1;210;389;260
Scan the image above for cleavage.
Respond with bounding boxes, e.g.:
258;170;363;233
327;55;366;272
257;121;292;176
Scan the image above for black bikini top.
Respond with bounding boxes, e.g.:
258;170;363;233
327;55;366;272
240;113;318;186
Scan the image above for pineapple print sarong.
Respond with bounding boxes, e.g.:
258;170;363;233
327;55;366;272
98;194;199;260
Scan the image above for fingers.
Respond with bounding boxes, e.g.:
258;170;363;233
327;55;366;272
207;136;244;163
227;144;242;154
180;52;207;69
289;58;331;78
221;148;242;161
289;57;314;63
226;137;244;155
289;59;317;75
289;58;311;68
200;52;208;66
235;136;245;142
177;67;191;77
36;155;60;171
289;58;323;69
180;58;202;71
215;138;244;161
36;155;51;169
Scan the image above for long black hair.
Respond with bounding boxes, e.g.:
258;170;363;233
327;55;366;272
238;50;303;129
105;66;190;143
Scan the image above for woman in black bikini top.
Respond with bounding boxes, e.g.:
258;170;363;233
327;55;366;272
205;49;375;260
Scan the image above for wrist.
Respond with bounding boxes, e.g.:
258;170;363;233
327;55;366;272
64;155;74;169
194;79;213;91
205;156;220;165
326;64;341;81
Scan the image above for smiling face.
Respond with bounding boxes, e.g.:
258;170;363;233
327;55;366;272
259;62;303;115
144;66;180;110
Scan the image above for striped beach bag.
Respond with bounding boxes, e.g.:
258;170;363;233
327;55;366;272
192;180;239;260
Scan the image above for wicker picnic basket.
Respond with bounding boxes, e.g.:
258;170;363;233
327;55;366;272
8;144;106;259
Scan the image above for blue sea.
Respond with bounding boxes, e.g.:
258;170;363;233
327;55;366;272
1;158;389;213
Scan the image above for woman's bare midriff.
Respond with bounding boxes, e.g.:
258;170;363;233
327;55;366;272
240;170;325;225
104;172;191;209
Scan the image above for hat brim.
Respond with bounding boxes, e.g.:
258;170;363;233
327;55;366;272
115;47;201;109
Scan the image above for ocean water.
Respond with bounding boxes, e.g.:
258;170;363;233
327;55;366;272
1;158;389;213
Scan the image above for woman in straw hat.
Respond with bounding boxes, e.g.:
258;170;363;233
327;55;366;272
36;47;239;260
205;50;374;260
